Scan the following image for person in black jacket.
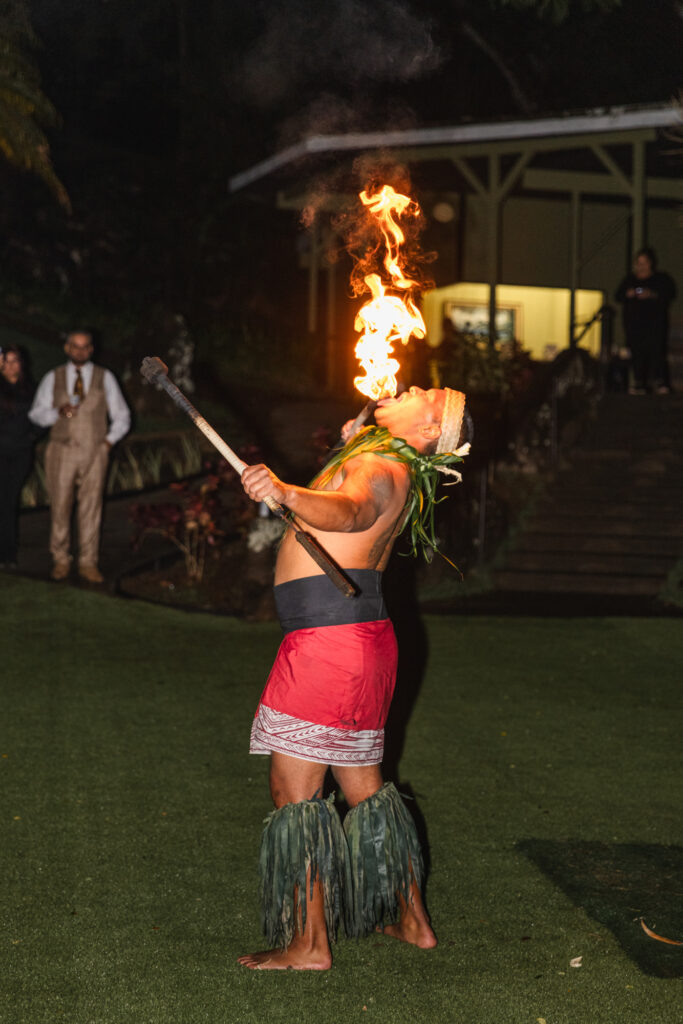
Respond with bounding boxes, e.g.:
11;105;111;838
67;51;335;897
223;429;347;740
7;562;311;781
0;345;36;568
615;248;677;394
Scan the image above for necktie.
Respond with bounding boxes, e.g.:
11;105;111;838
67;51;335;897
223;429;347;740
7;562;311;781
74;368;84;400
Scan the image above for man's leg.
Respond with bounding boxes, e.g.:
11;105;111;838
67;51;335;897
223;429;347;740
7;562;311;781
651;332;670;391
238;753;346;971
76;443;109;572
44;441;78;573
334;765;437;949
628;336;647;391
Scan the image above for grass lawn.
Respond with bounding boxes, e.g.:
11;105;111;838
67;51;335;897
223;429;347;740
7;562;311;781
1;574;682;1024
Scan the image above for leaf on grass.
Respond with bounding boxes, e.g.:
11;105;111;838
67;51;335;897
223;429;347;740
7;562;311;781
640;919;683;946
569;955;583;968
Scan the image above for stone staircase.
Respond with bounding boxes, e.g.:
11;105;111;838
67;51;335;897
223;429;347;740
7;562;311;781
494;393;683;605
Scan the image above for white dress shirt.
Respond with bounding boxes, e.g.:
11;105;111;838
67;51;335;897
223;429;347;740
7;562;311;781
28;361;131;445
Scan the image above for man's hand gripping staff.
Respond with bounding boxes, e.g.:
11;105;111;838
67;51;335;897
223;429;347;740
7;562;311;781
139;357;358;597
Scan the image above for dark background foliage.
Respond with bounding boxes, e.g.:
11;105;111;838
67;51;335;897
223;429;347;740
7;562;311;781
1;0;681;373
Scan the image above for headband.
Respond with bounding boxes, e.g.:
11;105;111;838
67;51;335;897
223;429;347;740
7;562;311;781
436;387;466;455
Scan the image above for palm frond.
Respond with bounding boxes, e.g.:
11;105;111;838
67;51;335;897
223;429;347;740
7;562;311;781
0;24;70;209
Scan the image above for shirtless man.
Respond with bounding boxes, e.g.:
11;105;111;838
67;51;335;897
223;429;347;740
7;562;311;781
238;385;466;971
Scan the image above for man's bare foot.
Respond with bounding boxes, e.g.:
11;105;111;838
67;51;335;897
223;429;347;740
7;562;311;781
379;916;437;949
237;945;332;971
377;887;438;949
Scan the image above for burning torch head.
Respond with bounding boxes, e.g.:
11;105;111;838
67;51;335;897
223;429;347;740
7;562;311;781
140;356;169;386
351;186;427;403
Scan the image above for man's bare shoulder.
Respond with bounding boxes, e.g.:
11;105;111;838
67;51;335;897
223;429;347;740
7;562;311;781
337;451;409;509
340;449;407;474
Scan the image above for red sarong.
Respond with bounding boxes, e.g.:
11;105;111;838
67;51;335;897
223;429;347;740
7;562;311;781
259;619;397;730
251;618;397;765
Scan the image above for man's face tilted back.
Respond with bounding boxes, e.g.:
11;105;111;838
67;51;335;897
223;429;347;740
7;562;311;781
374;386;446;453
64;333;93;366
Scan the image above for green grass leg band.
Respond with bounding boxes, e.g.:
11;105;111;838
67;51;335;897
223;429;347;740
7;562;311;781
258;793;351;949
343;781;424;938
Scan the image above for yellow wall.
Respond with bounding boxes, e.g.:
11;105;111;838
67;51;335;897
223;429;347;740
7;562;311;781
421;282;605;360
458;195;682;348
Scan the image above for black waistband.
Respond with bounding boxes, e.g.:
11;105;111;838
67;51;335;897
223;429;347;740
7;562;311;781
274;570;387;633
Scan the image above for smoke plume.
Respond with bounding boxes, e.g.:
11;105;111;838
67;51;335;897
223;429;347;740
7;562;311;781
238;0;441;109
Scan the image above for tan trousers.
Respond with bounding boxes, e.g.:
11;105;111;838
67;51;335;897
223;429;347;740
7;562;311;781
44;440;109;567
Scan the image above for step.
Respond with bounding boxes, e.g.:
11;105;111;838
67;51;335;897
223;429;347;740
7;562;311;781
493;391;683;599
532;501;683;520
502;552;675;576
571;454;683;473
586;434;683;445
544;487;683;505
550;472;683;489
549;476;683;493
493;570;663;596
523;515;683;537
597;393;683;408
559;458;683;471
544;489;683;508
509;533;682;557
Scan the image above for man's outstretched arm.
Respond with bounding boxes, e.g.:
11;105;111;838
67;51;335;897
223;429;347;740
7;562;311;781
241;456;400;534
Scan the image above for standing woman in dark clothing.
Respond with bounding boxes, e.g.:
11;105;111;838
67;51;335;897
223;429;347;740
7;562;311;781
615;248;677;394
0;345;35;567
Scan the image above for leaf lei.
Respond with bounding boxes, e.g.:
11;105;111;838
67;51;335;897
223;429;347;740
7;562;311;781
311;426;464;564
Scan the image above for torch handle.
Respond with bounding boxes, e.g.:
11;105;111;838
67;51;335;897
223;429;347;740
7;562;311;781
194;415;286;516
151;372;246;471
348;399;378;438
156;376;289;517
332;382;405;451
331;398;378;454
193;413;247;474
292;531;358;597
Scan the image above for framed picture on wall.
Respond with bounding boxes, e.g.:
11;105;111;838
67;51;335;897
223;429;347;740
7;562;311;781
444;302;516;342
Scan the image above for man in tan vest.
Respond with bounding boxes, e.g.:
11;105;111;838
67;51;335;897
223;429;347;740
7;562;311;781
29;330;131;582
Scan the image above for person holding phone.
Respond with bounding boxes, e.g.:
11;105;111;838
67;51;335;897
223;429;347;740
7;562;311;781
616;248;677;394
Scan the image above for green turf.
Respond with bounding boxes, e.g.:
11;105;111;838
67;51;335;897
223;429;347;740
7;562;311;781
1;574;682;1023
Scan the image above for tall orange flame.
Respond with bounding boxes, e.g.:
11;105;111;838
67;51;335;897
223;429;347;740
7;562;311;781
353;185;426;400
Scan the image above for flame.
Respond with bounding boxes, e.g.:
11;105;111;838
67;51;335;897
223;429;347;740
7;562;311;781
353;185;426;400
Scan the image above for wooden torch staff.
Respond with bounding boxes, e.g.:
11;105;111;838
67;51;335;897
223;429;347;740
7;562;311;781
346;399;378;439
139;357;358;598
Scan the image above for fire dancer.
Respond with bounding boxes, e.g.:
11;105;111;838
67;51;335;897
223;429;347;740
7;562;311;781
238;384;467;971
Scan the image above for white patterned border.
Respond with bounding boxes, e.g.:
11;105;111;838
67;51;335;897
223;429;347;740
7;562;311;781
250;705;384;766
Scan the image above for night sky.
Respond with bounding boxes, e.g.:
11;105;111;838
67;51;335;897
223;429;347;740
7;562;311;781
30;0;683;174
3;1;681;345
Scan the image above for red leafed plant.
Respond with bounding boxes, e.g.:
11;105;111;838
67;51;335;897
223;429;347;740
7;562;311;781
129;451;258;582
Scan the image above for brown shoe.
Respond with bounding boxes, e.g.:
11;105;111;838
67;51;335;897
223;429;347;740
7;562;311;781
51;561;70;581
79;565;104;584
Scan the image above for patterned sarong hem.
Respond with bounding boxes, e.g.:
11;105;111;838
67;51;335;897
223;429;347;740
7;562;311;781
250;705;384;766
